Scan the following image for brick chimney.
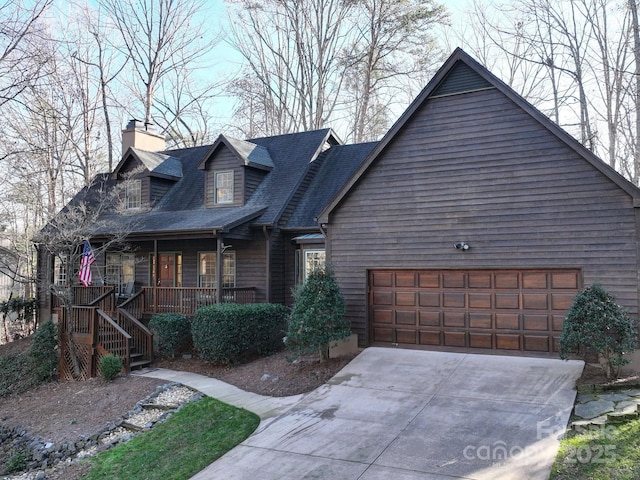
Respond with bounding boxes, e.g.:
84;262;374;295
122;119;165;152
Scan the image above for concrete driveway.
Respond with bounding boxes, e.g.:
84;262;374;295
191;347;583;480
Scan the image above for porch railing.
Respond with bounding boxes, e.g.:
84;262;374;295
58;305;133;379
116;306;153;368
141;287;256;315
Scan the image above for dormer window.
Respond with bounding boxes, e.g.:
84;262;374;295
215;171;234;204
125;179;142;209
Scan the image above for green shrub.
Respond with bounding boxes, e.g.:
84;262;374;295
100;354;123;381
286;264;349;362
560;283;638;379
149;313;191;358
27;320;58;382
0;353;30;397
191;303;287;364
5;447;30;473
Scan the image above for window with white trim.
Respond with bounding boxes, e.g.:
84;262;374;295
304;249;325;280
54;255;68;286
106;253;135;287
215;171;234;204
125;179;142;210
198;251;236;288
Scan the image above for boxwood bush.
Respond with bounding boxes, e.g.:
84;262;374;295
149;313;191;358
191;303;288;365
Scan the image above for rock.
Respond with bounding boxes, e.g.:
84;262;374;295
598;393;631;402
614;401;638;414
574;400;615;419
261;374;272;381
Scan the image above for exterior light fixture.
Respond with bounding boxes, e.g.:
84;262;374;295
453;242;470;251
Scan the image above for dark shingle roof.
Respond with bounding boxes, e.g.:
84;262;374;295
70;129;337;237
286;142;377;229
132;148;183;179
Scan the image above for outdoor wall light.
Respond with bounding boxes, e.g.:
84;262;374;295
453;242;470;251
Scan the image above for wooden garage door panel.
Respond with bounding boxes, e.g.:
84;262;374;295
396;310;416;325
396;272;417;287
396;292;416;306
372;291;393;306
371;271;393;287
369;269;581;355
419;292;440;307
420;311;441;326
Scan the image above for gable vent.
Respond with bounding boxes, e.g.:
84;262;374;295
430;61;493;98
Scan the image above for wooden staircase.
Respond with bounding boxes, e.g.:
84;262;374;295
57;287;153;380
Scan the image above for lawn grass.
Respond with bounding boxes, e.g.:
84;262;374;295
550;418;640;480
83;396;259;480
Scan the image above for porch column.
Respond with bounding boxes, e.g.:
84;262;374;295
263;226;271;303
216;234;223;303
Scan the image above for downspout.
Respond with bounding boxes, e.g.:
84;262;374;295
216;232;223;304
263;225;271;303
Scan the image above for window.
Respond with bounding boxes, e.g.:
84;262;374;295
106;253;135;291
125;179;142;209
215;171;234;204
304;249;325;280
54;255;68;286
198;251;236;288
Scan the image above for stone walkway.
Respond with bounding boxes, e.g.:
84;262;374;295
570;388;640;429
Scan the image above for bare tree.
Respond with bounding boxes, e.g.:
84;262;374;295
227;0;355;136
0;0;53;108
629;0;640;182
153;63;224;148
35;173;139;378
344;0;449;142
100;0;218;126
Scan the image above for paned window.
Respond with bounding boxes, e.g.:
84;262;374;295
198;251;236;288
125;179;142;209
54;255;68;286
304;250;325;280
215;171;234;204
106;253;135;292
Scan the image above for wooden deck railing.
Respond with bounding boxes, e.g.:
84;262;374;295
116;307;153;368
72;285;115;306
141;287;257;315
96;308;131;372
87;288;116;313
58;305;134;379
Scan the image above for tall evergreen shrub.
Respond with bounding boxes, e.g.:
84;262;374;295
286;264;349;362
560;283;637;379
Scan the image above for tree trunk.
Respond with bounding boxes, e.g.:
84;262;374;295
630;0;640;183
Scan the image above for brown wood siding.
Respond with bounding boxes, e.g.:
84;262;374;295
328;88;640;345
245;167;267;201
149;178;175;205
204;148;244;207
269;228;286;304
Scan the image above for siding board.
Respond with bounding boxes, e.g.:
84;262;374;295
328;88;640;344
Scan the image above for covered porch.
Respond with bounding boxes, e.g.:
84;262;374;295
71;285;257;318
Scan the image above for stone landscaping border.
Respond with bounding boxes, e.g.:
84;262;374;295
2;383;202;479
570;382;640;431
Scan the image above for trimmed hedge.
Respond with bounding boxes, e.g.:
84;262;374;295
149;313;191;358
191;303;288;364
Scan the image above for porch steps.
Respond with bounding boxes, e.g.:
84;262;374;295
130;351;152;371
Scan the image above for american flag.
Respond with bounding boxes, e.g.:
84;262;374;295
78;240;95;287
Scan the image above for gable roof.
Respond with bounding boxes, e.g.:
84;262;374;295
112;148;182;180
197;134;274;171
318;48;640;223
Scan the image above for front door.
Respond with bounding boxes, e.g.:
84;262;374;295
158;253;176;287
